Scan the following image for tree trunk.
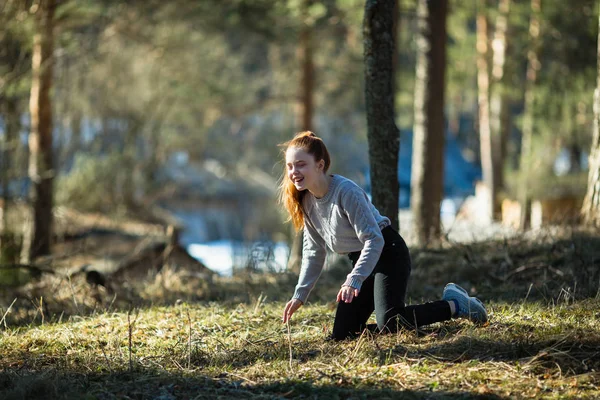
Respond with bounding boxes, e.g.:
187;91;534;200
1;98;19;254
581;11;600;225
518;0;541;231
288;0;316;274
58;57;83;168
121;118;142;208
364;0;399;231
410;0;447;246
297;5;314;133
476;12;494;224
489;0;511;219
22;0;56;262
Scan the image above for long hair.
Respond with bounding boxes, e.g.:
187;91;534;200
277;131;331;231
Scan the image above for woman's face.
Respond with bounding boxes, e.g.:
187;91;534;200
285;146;325;192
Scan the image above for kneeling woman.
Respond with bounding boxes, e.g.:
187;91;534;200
280;131;487;340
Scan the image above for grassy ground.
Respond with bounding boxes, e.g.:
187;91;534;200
1;225;600;399
1;299;599;399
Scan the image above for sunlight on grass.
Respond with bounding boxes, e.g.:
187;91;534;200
1;298;599;399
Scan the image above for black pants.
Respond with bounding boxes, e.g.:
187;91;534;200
331;226;452;340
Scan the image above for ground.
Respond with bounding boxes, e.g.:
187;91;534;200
1;209;599;399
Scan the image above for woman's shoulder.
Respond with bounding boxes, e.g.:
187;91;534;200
332;175;367;199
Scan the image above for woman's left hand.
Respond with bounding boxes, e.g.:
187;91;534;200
337;285;360;303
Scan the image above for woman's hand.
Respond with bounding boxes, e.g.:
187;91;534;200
282;298;303;323
337;285;360;303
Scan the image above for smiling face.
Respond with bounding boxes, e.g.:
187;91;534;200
285;146;325;192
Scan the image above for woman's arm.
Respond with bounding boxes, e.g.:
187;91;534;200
283;221;326;323
340;187;386;291
291;220;327;304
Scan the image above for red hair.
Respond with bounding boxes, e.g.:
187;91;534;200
278;131;331;231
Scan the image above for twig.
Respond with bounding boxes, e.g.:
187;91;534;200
97;334;115;374
186;308;192;369
286;321;293;372
128;311;133;373
344;329;367;365
66;274;81;315
39;297;44;325
0;298;17;328
225;372;257;385
128;309;139;373
413;309;418;337
522;283;534;307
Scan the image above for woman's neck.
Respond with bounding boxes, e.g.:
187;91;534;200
310;174;332;199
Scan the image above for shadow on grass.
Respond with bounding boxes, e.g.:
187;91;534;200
0;368;505;400
380;321;600;376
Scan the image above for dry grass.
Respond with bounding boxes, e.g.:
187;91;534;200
0;298;599;399
1;225;600;399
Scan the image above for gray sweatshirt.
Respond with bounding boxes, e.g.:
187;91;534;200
292;174;391;303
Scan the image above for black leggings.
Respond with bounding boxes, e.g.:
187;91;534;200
331;226;452;340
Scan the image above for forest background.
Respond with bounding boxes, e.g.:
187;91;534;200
1;0;599;263
1;0;600;398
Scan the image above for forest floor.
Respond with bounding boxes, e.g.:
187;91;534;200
1;208;600;399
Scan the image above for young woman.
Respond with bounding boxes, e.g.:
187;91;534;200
279;131;488;340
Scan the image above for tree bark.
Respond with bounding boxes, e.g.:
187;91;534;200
22;0;56;262
288;0;316;274
364;0;399;231
0;98;19;255
581;10;600;225
476;12;494;224
518;0;541;231
410;0;447;246
489;0;511;219
297;4;314;133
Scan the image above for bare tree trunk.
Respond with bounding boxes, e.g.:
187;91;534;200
519;0;541;231
297;5;314;133
121;118;142;208
1;99;19;253
489;0;511;219
57;57;83;168
410;0;447;246
288;0;316;274
22;0;56;262
476;12;494;224
364;0;399;231
582;10;600;226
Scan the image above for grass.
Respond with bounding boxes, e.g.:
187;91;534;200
1;297;599;399
1;225;600;399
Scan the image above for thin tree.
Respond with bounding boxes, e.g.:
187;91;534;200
287;0;316;274
476;9;493;224
22;0;57;262
0;99;20;257
489;0;511;218
364;0;399;231
0;2;29;260
581;8;600;226
410;0;448;246
518;0;541;231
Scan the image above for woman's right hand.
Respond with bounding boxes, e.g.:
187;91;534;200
282;298;303;323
